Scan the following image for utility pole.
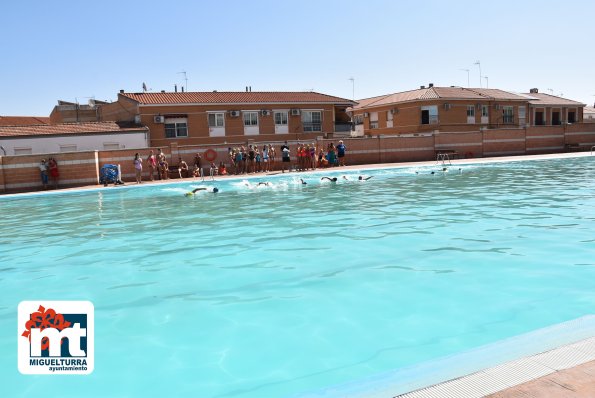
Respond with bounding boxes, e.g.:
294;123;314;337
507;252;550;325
474;61;482;88
460;69;470;87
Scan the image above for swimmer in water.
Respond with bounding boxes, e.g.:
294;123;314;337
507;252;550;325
300;179;307;185
321;177;338;182
185;187;219;196
358;176;373;181
257;182;270;186
442;167;448;172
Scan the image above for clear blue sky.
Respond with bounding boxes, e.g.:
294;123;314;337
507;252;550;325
2;0;594;116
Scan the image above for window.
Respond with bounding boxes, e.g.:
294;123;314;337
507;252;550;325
243;112;258;126
165;118;188;138
370;112;379;129
481;105;489;118
103;143;120;150
387;110;394;122
466;105;475;124
421;105;438;124
60;144;77;152
518;106;526;126
302;110;322;132
14;147;32;155
568;110;576;123
354;115;364;125
503;106;514;124
274;111;288;125
208;113;225;127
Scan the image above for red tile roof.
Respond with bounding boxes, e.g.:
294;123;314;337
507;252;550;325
120;91;355;105
522;92;585;106
352;87;531;110
0;116;50;126
0;121;147;137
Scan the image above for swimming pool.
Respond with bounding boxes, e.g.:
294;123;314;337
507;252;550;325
1;155;595;397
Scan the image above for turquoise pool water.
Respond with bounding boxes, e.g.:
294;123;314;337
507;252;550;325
1;156;595;397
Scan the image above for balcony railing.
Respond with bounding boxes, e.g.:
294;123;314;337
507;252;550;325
503;116;514;124
334;122;353;132
303;123;322;132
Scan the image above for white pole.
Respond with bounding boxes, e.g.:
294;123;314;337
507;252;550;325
460;69;470;87
474;61;482;88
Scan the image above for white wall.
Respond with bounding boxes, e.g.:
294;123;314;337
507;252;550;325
0;132;149;155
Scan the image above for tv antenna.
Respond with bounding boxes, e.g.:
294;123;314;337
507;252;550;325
459;69;470;87
473;61;482;88
177;71;188;91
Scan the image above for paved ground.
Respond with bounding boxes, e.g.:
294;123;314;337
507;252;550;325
486;361;595;398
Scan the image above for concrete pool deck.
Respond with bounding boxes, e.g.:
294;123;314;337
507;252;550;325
395;336;595;398
2;151;593;198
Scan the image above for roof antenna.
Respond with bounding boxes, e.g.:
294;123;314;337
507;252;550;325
177;71;188;91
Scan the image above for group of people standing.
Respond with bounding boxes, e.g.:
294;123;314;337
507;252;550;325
227;140;347;174
39;157;59;189
228;144;276;174
129;140;347;184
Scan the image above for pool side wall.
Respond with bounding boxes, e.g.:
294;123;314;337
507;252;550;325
1;124;594;193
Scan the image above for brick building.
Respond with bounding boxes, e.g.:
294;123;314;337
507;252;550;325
99;90;354;146
49;99;110;124
583;106;595;122
351;85;585;136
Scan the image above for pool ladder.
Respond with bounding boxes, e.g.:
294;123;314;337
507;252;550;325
436;153;453;165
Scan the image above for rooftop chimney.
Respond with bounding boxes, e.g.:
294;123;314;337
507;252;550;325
420;85;425;89
119;89;124;94
181;86;184;93
174;84;178;93
246;86;248;92
428;83;434;88
530;88;539;94
161;90;165;93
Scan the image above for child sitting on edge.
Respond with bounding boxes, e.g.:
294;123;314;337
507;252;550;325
218;162;227;175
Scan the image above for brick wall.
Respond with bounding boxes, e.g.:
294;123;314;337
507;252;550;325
2;126;595;194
